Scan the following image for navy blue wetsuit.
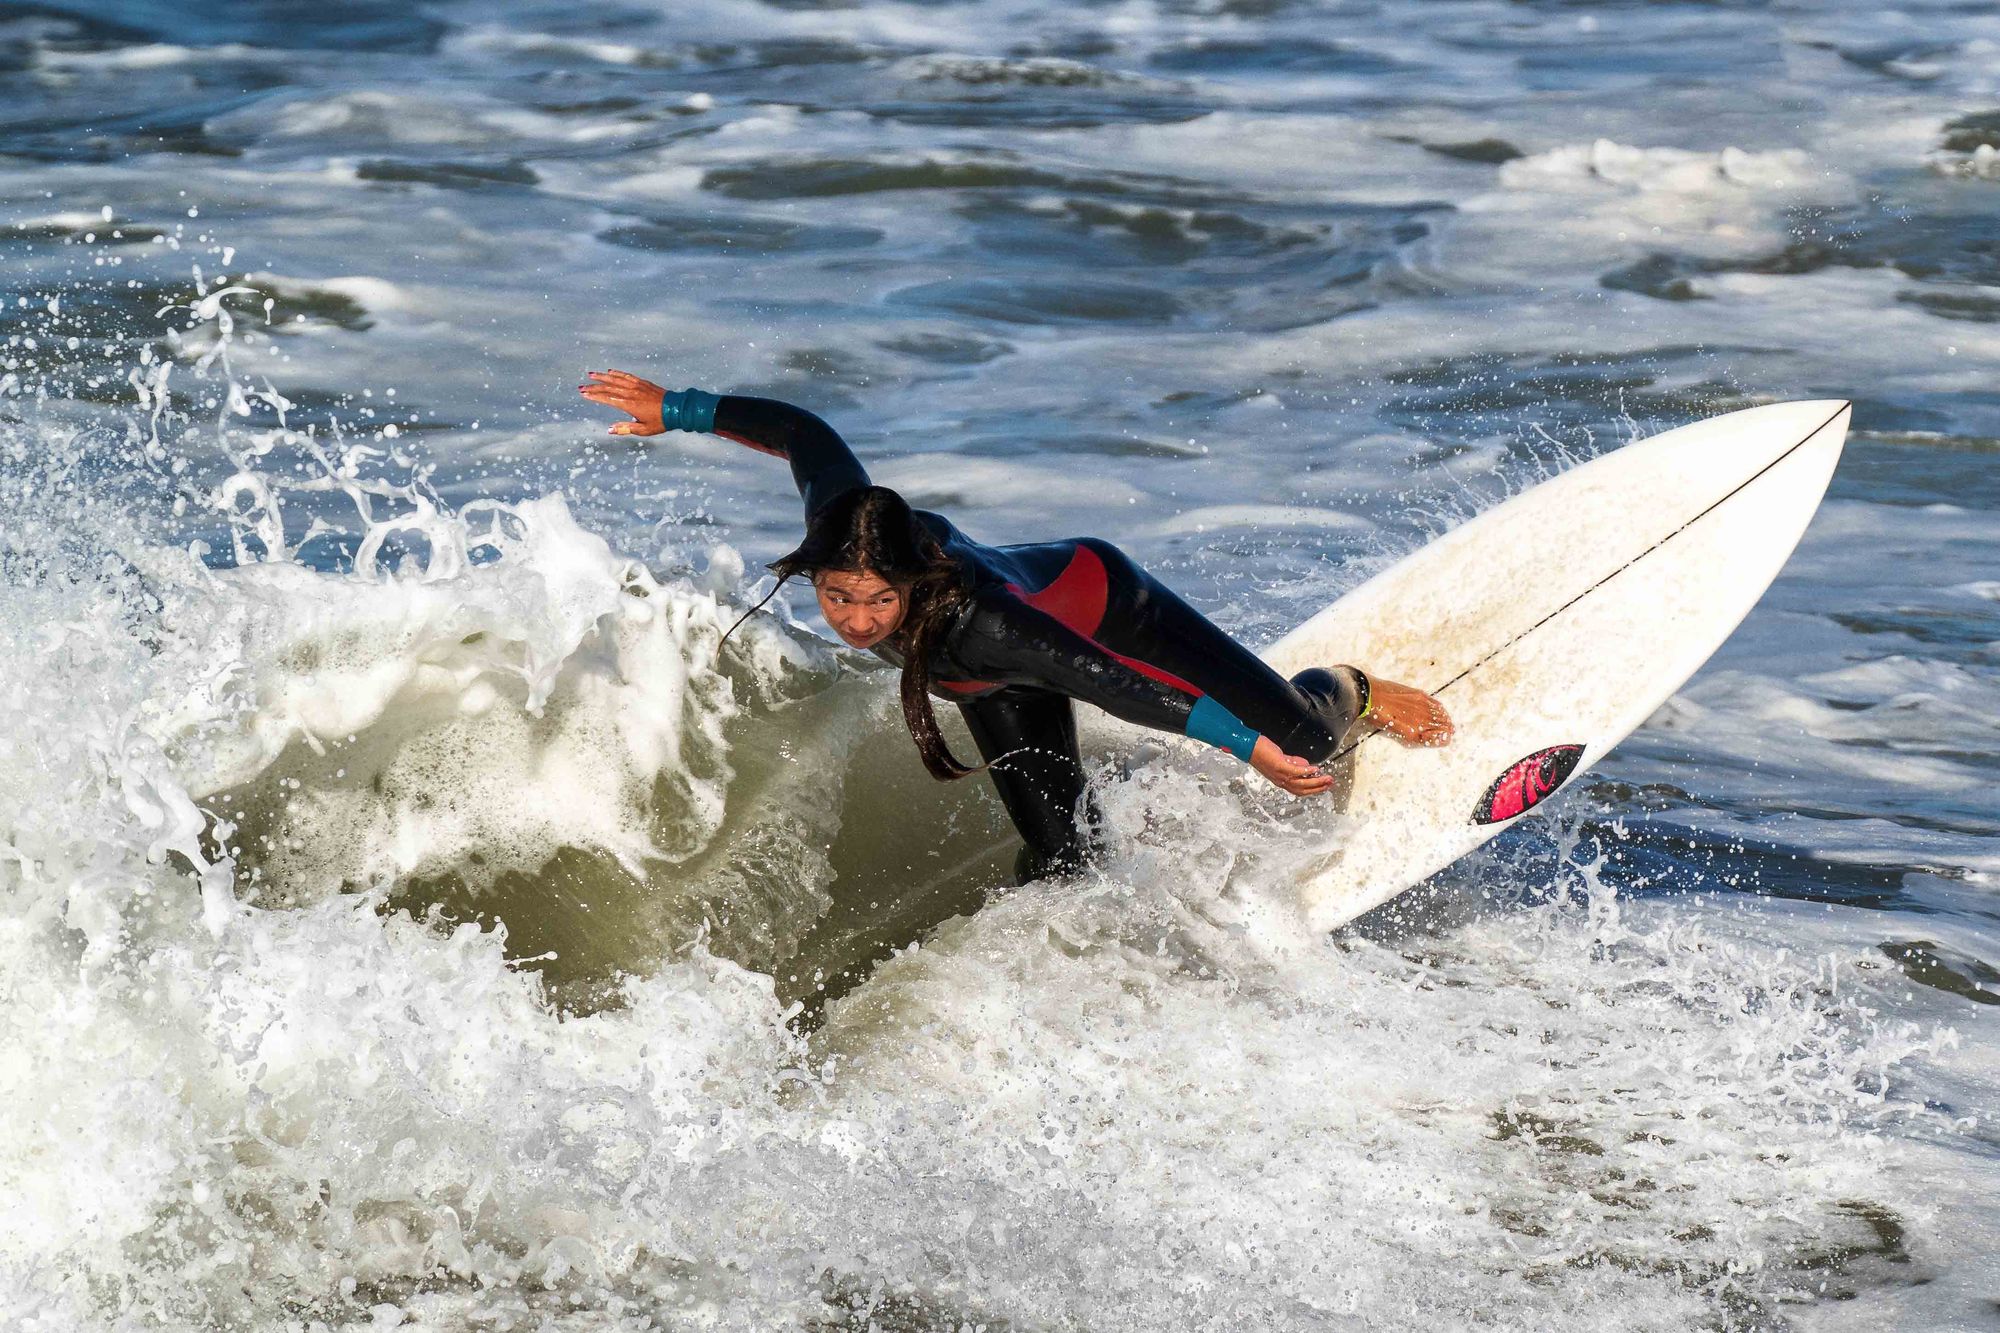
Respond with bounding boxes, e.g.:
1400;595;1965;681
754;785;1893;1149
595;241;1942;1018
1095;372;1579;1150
671;389;1362;879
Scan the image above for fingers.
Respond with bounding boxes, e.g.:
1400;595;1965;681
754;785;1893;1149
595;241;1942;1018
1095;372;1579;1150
1269;752;1332;796
579;369;664;407
582;388;642;419
579;381;644;409
585;368;663;396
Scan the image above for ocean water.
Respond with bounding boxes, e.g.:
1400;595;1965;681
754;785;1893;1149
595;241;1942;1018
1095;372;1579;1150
2;0;1997;1328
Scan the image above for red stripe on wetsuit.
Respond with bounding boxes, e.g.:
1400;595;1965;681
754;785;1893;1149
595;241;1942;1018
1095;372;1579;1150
936;544;1203;698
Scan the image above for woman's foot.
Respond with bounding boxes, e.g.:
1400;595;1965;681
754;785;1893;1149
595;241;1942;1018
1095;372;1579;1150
1359;672;1454;747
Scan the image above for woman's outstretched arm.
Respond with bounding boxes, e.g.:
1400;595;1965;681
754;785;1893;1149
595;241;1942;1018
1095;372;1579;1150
580;369;867;517
959;594;1336;797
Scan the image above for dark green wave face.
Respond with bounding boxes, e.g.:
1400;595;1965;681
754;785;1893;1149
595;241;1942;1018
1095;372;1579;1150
2;0;1998;1327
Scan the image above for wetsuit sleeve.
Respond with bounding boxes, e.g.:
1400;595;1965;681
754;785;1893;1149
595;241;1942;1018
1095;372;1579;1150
954;596;1261;763
659;388;869;518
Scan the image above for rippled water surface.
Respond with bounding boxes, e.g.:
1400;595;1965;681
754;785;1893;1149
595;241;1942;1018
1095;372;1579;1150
3;0;1997;1328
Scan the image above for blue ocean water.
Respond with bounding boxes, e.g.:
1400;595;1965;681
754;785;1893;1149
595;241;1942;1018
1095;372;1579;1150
2;1;1996;1328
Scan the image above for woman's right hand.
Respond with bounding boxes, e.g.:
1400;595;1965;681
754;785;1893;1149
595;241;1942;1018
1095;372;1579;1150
1250;735;1334;797
580;368;666;436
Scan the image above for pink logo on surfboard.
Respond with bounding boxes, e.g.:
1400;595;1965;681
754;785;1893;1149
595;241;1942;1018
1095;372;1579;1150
1471;745;1585;825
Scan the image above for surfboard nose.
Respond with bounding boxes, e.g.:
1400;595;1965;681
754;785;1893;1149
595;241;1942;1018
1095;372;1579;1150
1808;399;1853;452
1721;399;1852;458
1806;399;1852;441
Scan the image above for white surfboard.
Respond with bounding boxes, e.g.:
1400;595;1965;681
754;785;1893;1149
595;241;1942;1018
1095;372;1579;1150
1260;399;1851;932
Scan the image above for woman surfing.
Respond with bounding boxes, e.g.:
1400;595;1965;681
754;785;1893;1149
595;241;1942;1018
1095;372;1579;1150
583;370;1453;881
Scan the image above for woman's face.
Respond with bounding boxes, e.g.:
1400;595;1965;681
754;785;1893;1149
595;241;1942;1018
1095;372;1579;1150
814;569;907;649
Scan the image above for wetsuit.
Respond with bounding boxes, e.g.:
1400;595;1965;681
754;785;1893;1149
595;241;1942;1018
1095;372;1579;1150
665;388;1363;880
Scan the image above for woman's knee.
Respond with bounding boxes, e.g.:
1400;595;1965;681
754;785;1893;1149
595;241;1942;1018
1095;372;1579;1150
1281;666;1362;761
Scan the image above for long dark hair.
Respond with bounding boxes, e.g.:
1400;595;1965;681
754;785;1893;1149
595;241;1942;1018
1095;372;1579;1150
730;486;978;781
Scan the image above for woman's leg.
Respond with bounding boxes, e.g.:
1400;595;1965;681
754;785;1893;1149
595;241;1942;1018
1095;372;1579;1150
957;689;1101;883
1079;540;1361;763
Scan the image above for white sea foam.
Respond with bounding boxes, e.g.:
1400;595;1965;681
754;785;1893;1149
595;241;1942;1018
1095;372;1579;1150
1143;501;1371;537
810;765;1947;1330
171;502;754;889
1461;140;1857;278
876;453;1147;513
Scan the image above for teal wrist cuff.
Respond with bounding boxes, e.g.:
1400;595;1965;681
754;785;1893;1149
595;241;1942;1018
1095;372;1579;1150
661;387;720;433
1187;695;1258;763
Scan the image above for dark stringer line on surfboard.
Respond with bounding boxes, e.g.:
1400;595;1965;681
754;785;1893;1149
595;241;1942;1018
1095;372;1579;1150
1325;400;1853;767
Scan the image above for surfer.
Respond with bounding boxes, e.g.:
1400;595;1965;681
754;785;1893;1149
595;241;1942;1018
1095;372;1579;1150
583;370;1452;881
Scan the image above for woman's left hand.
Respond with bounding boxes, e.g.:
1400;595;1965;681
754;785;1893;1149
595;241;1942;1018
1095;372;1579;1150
580;368;666;435
1250;736;1334;797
